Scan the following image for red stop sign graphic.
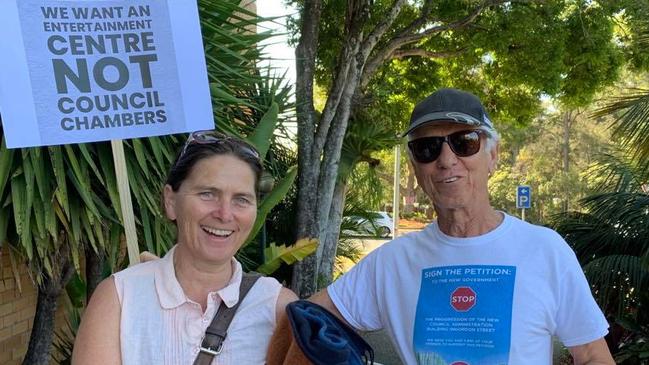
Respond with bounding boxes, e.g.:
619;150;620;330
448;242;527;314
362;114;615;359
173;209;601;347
451;362;469;365
450;286;476;312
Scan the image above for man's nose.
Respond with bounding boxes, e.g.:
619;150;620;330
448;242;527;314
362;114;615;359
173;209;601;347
436;142;458;168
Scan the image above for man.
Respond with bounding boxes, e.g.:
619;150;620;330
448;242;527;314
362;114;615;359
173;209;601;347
311;88;614;364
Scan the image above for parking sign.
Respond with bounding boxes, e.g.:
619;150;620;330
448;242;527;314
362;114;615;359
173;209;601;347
517;186;531;209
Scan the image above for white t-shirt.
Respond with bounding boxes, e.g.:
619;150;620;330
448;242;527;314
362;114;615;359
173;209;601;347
329;213;608;365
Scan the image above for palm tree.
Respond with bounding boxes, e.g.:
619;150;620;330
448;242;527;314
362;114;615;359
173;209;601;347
553;152;649;313
552;82;649;361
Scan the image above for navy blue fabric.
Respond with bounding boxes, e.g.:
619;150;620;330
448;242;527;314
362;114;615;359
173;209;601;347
286;300;374;365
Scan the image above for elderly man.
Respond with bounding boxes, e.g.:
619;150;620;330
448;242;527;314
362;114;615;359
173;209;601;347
311;88;614;364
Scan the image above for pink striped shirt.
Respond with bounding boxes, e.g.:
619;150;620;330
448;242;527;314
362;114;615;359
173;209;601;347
113;246;282;364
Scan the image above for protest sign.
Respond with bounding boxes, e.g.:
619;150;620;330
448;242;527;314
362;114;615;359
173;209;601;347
0;0;213;148
0;0;215;265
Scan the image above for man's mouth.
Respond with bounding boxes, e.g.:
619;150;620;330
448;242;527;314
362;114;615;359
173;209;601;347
441;176;459;183
201;226;234;238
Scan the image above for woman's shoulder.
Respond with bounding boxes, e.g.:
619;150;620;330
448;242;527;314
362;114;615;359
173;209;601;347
72;276;121;364
253;274;281;286
242;275;294;308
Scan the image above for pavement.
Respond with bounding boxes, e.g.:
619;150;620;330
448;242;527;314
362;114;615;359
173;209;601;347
361;330;403;365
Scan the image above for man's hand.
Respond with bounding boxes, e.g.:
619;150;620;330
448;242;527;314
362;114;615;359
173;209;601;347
139;251;160;262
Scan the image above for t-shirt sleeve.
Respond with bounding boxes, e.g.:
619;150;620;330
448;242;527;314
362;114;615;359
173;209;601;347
328;249;383;332
554;244;609;347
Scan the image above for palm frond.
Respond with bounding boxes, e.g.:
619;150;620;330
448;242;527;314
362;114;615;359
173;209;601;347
583;255;648;317
593;89;649;162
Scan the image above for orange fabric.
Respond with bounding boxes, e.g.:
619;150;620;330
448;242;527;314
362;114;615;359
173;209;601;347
266;312;313;365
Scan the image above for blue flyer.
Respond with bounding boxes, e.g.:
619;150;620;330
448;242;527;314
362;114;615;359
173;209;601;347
414;265;516;365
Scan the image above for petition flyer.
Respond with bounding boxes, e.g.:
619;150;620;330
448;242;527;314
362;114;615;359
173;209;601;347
414;265;516;365
0;0;212;148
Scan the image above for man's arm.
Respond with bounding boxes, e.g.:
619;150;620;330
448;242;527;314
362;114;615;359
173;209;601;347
274;287;298;320
308;288;353;327
568;338;614;365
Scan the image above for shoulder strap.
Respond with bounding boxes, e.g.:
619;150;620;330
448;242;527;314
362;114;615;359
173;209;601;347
193;272;261;365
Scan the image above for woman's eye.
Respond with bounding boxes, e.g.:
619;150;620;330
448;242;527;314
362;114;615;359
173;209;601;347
235;196;253;206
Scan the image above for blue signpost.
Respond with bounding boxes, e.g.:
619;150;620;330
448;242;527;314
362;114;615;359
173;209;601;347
516;185;531;221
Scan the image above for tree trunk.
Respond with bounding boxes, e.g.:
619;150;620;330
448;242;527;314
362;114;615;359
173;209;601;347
292;1;368;298
319;179;347;286
291;0;323;298
561;111;573;212
403;161;416;215
85;246;105;301
22;265;72;365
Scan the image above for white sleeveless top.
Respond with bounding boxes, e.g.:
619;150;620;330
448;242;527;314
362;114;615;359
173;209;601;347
113;245;282;365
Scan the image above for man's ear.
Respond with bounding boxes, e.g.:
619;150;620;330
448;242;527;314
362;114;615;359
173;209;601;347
488;141;499;174
163;185;177;221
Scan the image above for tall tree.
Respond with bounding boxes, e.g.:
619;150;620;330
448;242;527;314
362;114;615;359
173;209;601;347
290;0;648;297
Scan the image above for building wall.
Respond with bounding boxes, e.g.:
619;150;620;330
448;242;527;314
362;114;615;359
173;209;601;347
0;249;67;364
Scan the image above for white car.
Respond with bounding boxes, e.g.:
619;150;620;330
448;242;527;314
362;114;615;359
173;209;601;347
344;211;394;238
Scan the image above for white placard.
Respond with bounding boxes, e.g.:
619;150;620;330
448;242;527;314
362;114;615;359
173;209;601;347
0;0;213;148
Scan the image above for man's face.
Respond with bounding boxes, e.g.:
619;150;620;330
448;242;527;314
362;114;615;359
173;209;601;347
408;122;498;213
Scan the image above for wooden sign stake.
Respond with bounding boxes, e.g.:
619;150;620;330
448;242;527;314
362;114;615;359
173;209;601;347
111;139;140;265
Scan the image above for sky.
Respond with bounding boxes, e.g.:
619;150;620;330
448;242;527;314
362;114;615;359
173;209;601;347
256;0;297;90
257;0;298;141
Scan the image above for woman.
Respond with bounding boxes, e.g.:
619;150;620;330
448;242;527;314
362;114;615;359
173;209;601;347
72;131;297;364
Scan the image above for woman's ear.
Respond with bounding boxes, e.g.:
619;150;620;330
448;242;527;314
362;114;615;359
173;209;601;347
162;185;177;221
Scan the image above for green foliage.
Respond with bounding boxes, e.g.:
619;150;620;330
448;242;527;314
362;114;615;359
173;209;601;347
594;89;649;169
615;314;649;365
488;107;611;223
561;5;624;106
246;166;298;249
247;102;280;160
257;238;318;275
552;76;649;355
298;0;649;141
340;109;400;180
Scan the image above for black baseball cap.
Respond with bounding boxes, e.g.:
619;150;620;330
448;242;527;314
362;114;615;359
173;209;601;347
403;88;494;136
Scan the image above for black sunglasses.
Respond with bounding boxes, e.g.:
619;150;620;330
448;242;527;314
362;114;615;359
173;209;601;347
179;130;260;161
408;130;485;163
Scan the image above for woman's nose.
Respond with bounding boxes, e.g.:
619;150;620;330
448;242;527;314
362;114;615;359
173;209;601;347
211;200;234;221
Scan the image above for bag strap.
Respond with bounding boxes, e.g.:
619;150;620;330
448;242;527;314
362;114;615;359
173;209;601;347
193;272;261;365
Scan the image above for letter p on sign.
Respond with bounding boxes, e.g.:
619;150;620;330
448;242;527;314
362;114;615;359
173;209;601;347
517;185;531;209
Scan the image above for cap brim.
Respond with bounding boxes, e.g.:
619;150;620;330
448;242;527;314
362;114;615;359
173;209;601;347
402;111;483;137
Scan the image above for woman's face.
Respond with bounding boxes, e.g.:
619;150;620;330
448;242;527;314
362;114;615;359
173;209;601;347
163;154;258;266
